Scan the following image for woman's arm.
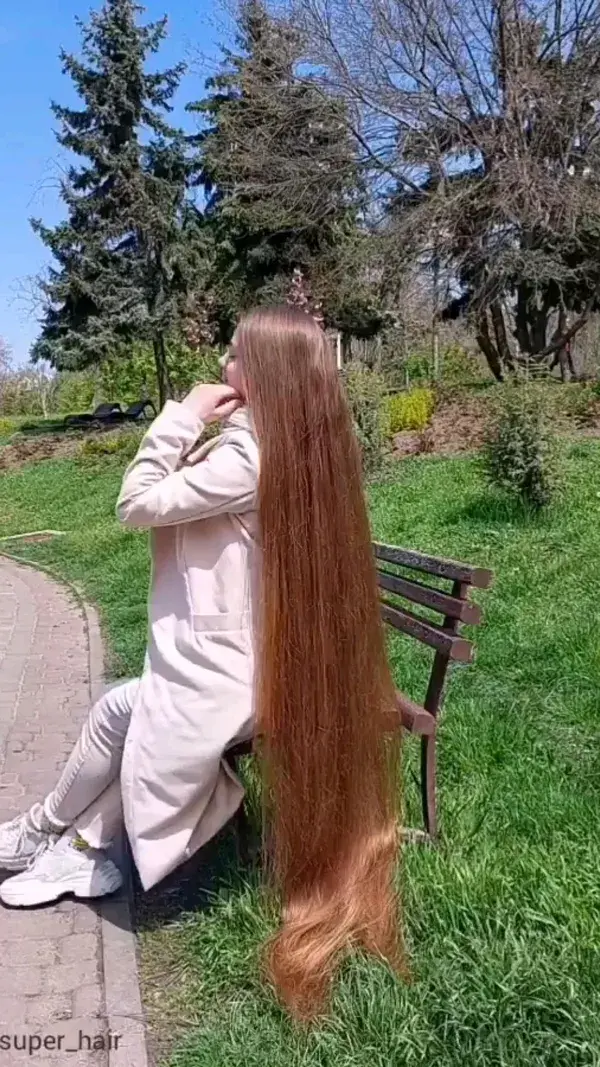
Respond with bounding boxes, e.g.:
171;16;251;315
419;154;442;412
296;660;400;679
116;400;258;529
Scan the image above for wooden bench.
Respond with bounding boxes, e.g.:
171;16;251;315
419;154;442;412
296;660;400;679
226;541;492;857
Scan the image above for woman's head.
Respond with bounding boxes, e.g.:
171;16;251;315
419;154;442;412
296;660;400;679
230;305;336;418
238;306;405;1021
222;343;245;396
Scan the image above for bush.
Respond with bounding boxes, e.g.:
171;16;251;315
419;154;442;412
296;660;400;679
549;382;596;425
402;350;431;386
0;416;20;443
383;388;436;436
55;371;98;414
0;373;55;416
0;416;62;441
483;386;561;510
99;340;222;406
77;429;144;465
341;361;387;475
441;342;488;384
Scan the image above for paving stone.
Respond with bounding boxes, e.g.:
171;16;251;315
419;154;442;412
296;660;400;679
25;993;73;1025
0;937;58;967
0;995;29;1024
0;966;44;996
0;559;146;1067
47;960;100;995
59;932;99;963
72;908;100;935
72;984;104;1020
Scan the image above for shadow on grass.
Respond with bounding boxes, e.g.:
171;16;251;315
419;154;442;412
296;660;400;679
132;819;262;933
447;491;548;530
15;419;72;437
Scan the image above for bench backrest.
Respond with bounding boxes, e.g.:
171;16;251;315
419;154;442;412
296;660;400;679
374;542;493;717
126;399;157;418
93;403;122;417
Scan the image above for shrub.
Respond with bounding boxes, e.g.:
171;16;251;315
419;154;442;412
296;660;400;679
55;371;98;414
441;343;488;384
483;386;561;510
383;388;436;437
0;415;65;441
341;361;387;475
0;416;20;438
76;420;221;469
549;382;596;425
77;429;144;465
402;350;431;386
99;341;222;406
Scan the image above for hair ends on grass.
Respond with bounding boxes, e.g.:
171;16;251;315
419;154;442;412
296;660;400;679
235;306;405;1021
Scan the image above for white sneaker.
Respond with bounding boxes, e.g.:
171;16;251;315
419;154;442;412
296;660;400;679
0;834;123;908
0;804;54;872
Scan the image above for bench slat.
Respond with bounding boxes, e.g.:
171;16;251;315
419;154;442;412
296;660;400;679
380;600;474;662
377;570;482;625
395;692;435;735
374;542;493;589
229;690;433;755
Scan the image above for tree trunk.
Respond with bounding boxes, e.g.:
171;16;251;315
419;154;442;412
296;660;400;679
550;305;572;381
490;301;515;371
431;251;440;380
554;346;567;381
515;283;532;355
567;341;576;380
153;335;173;408
476;312;504;382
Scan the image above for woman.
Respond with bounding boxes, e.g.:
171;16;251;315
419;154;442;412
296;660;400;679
0;306;403;1019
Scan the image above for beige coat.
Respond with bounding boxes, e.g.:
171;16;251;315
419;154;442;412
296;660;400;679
115;401;260;890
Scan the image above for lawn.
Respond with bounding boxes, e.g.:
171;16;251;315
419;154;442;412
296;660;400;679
1;443;600;1067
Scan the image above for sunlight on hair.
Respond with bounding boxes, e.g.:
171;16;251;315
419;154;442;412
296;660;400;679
236;305;406;1020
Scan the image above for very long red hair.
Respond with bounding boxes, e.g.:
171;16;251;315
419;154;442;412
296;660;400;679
235;305;404;1020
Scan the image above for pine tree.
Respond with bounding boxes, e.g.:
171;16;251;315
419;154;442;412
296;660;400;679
31;0;190;406
187;0;364;342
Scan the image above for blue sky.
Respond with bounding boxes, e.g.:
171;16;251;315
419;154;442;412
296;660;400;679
0;0;225;365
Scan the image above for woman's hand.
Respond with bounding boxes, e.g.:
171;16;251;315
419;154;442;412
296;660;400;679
181;384;242;424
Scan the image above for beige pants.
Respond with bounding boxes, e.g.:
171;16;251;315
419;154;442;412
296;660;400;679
44;680;139;850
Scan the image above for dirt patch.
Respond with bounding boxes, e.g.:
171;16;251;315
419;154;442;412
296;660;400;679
0;431;87;471
390;393;487;460
430;394;489;456
391;392;600;460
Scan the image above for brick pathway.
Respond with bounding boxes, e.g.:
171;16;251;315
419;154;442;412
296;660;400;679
0;558;142;1067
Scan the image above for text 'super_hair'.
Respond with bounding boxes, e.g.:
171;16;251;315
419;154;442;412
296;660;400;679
234;305;405;1020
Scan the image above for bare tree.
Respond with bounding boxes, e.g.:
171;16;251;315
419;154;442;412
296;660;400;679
25;362;58;417
284;0;600;379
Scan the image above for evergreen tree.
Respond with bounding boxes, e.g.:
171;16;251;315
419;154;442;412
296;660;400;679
188;0;372;342
31;0;190;405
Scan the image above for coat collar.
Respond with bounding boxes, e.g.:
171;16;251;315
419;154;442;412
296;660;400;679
183;406;255;468
223;405;255;435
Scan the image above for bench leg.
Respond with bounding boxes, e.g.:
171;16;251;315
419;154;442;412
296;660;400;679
224;752;254;868
234;801;253;869
420;733;437;839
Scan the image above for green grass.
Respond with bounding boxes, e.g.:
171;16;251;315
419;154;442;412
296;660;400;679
1;445;600;1066
0;454;148;675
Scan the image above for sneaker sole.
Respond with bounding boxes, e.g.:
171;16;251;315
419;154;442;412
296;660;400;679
0;867;124;908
